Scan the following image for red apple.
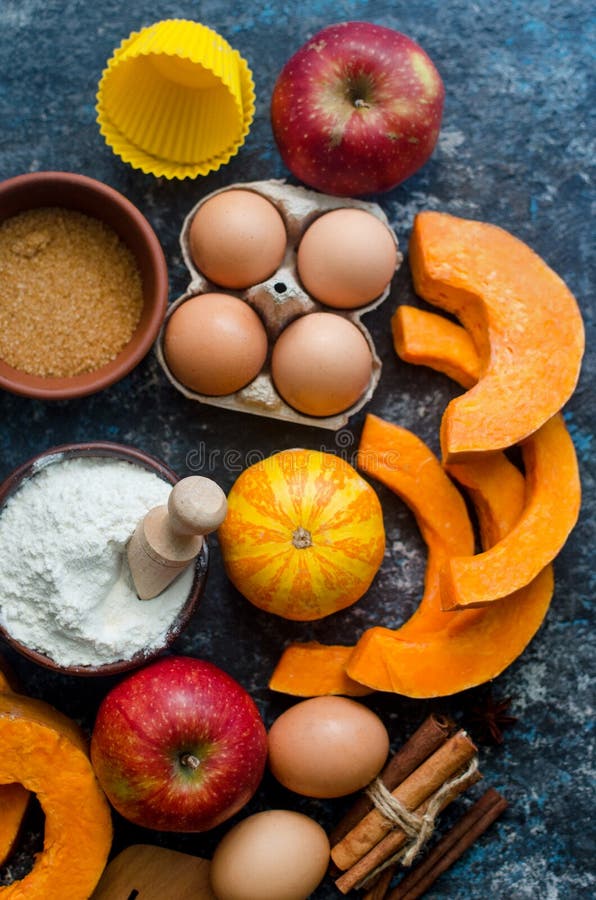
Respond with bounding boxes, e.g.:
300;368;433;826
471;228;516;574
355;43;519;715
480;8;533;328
270;21;445;196
90;656;267;832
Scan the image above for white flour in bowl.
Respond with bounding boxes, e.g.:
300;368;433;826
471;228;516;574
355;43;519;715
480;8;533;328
0;456;195;667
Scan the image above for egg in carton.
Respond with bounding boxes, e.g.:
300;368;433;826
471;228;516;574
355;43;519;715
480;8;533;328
156;179;402;430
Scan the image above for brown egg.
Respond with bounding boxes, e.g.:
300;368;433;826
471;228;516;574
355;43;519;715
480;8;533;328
209;809;330;900
297;207;398;309
267;696;390;798
271;312;373;416
189;189;287;289
164;293;268;396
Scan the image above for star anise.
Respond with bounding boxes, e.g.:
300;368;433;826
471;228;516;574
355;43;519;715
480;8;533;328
469;691;518;745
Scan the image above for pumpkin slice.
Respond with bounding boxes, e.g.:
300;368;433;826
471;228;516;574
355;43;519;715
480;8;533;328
0;660;30;870
392;305;481;388
355;413;475;644
409;210;585;462
0;692;112;899
269;643;372;697
441;412;580;609
391;313;519;548
392;302;581;610
355;415;476;633
345;415;554;696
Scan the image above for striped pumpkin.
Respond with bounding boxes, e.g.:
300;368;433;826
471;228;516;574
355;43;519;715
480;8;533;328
218;449;385;621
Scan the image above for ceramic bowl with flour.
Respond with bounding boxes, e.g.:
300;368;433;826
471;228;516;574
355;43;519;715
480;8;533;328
0;442;208;676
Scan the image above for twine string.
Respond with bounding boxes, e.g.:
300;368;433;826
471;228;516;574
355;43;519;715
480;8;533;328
358;755;479;888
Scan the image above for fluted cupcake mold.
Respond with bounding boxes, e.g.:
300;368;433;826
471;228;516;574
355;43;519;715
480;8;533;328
96;19;255;179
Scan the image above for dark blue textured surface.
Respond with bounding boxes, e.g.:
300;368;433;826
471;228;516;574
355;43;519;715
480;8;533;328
0;1;594;897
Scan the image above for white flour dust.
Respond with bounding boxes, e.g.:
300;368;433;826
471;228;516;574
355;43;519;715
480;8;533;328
0;456;194;667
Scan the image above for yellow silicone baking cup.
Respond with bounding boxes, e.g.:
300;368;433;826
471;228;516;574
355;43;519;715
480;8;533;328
96;19;255;179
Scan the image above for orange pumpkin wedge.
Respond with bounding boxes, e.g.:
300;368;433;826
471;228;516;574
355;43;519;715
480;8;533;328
409;211;585;462
0;692;112;899
345;415;554;696
392;305;481;389
269;643;372;697
393;302;581;610
218;449;385;621
441;412;580;609
0;661;30;870
355;415;476;633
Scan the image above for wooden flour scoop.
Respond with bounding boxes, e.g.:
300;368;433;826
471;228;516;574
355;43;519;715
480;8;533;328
92;844;216;899
127;476;227;600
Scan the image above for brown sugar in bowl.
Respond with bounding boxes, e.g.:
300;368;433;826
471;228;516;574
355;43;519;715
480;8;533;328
0;172;168;399
0;442;208;677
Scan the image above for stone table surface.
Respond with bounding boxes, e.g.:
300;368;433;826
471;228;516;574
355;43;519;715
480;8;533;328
0;1;594;898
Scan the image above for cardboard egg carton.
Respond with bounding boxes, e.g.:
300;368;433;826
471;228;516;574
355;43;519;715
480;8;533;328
156;179;402;430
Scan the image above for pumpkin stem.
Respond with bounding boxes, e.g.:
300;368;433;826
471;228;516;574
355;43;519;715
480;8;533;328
292;526;313;549
180;752;201;770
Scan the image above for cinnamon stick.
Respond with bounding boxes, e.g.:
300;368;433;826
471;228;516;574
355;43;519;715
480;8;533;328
362;865;396;900
330;714;454;846
386;788;508;899
331;729;477;872
334;758;482;894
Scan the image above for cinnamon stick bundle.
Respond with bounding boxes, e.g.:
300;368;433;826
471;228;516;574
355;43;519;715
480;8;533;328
330;714;454;847
386;788;508;899
331;729;477;872
335;757;482;894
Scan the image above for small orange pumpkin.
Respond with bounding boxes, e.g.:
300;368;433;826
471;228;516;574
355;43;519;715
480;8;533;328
218;449;385;621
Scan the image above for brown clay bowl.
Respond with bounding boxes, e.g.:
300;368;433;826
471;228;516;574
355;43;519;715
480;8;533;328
0;171;168;399
0;442;208;676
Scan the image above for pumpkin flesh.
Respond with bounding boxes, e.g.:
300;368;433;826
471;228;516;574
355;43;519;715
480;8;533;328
441;412;580;609
0;692;112;899
392;301;581;610
392;305;481;389
409;210;585;462
269;643;372;697
0;664;30;870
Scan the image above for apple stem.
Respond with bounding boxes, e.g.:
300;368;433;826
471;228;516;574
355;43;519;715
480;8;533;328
180;752;201;770
354;98;370;109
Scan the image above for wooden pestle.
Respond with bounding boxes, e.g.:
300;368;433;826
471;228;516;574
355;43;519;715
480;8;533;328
127;476;227;600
